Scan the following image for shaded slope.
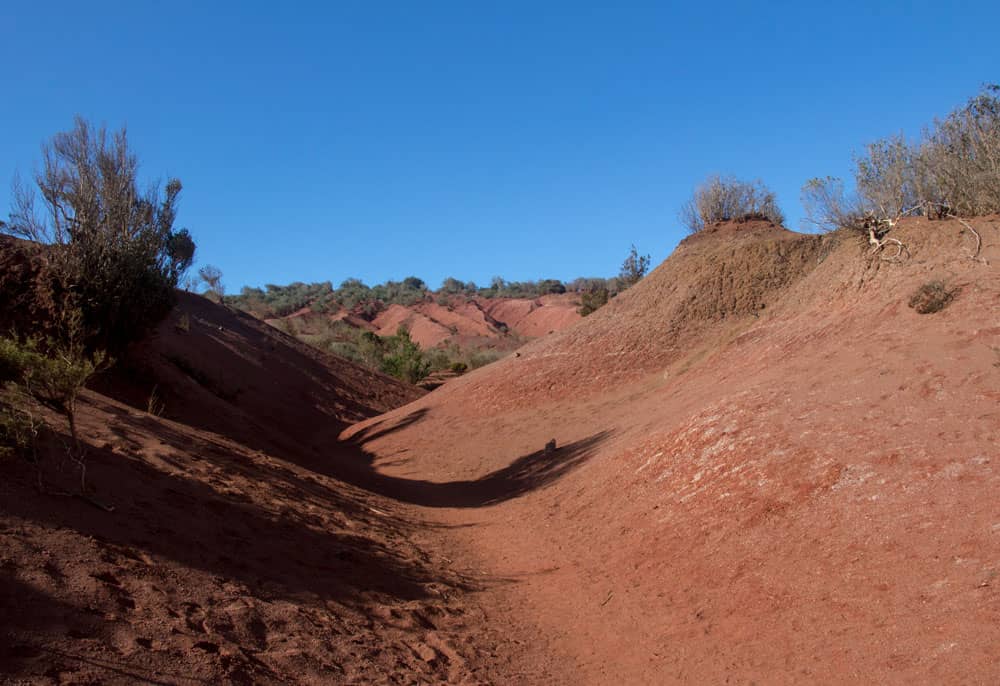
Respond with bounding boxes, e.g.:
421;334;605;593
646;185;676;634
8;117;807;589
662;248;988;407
0;293;528;684
97;291;422;458
344;217;1000;684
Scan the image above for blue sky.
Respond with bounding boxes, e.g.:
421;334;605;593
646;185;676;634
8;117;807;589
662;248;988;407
2;1;998;293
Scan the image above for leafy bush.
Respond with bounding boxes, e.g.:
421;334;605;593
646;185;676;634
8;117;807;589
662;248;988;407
376;327;431;384
0;327;106;491
619;244;651;287
0;385;40;462
680;175;785;233
578;289;609;316
4;117;196;353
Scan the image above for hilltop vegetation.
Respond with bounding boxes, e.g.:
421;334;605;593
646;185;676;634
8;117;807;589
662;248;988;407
223;274;628;321
219;247;652;385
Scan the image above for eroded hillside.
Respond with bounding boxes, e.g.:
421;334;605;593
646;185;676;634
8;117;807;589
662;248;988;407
344;217;1000;684
2;218;998;684
0;290;527;684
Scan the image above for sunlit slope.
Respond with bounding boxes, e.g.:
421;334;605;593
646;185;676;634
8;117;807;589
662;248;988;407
346;217;1000;684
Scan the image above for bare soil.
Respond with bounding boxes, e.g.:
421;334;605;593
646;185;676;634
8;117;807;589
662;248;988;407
3;217;999;684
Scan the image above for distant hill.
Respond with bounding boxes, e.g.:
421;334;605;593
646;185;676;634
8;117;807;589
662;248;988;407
224;278;606;383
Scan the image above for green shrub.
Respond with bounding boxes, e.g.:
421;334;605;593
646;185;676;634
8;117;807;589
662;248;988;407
379;327;431;384
0;327;106;491
619;244;650;288
0;385;40;462
4;117;196;353
579;289;609;316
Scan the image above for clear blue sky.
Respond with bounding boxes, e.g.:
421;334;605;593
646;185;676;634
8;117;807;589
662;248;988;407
2;1;998;293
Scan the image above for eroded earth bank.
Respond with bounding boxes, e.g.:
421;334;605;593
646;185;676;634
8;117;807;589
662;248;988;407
3;217;999;684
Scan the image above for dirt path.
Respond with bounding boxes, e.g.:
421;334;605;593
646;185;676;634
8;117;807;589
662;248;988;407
4;218;998;684
342;217;1000;683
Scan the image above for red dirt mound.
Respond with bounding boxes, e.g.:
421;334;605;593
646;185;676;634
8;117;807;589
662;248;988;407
481;294;582;338
265;293;583;352
345;217;1000;684
370;295;582;350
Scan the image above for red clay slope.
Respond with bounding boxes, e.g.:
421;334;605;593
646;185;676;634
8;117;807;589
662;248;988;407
344;217;1000;684
274;293;582;351
0;292;531;684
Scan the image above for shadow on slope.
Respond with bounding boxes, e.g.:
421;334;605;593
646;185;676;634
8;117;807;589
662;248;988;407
0;417;462;609
342;427;613;508
93;291;423;459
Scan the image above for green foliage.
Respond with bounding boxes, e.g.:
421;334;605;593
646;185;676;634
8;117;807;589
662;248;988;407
226;276;432;319
618;244;650;288
578;289;609;316
0;325;106;491
0;335;105;421
476;277;570;299
539;279;567;294
0;384;39;461
440;277;466;295
378;327;431;384
4;118;196;352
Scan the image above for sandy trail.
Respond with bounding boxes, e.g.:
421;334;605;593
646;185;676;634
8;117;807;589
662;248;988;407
342;217;1000;684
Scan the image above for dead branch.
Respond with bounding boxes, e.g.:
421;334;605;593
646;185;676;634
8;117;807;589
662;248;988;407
947;214;987;264
866;218;910;263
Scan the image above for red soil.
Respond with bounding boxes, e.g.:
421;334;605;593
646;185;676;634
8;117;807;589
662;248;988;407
345;217;1000;684
0;294;524;684
270;294;583;351
481;294;583;338
3;217;998;683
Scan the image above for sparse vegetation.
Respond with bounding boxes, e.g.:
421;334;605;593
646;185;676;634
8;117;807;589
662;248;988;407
909;280;956;314
800;176;865;234
0;384;40;464
3;117;196;353
377;327;432;384
802;84;1000;246
619;244;651;288
198;265;225;302
225;273;623;320
0;322;106;494
680;175;785;233
578;288;609;316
